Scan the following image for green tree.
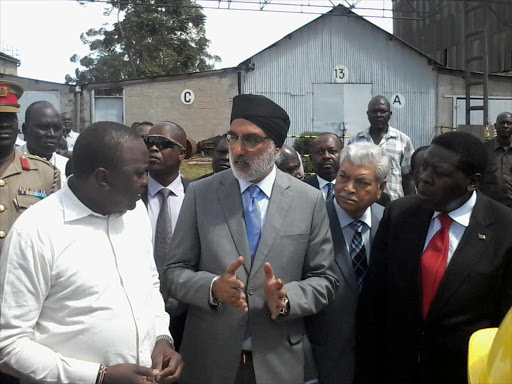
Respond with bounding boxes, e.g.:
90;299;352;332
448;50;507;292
66;0;220;84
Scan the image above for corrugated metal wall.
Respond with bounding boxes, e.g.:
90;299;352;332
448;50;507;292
241;13;438;147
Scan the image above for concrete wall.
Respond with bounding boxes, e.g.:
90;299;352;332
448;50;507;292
86;70;239;142
0;74;75;116
0;58;17;76
437;70;512;127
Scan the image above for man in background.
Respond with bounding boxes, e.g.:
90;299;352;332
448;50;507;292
348;95;415;200
195;135;230;180
276;144;304;180
480;112;512;207
142;121;190;351
60;112;79;153
21;101;68;187
304;133;343;199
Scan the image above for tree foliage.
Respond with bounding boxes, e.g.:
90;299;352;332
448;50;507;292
66;0;220;84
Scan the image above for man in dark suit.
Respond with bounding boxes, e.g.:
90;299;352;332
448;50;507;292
356;132;512;384
307;142;389;384
141;121;190;351
303;133;342;199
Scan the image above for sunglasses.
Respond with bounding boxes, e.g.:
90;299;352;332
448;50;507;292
144;135;185;151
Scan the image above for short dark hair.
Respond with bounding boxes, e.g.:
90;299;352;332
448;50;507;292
73;121;140;179
137;121;153;127
410;146;428;173
25;101;58;124
312;132;343;148
431;132;487;176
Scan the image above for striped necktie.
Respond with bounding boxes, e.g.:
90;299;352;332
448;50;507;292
349;220;368;290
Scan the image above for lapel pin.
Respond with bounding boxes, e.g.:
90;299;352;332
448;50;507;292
478;233;486;240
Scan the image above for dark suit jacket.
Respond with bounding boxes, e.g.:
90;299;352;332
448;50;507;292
355;193;512;384
307;198;384;384
303;175;391;207
141;175;190;351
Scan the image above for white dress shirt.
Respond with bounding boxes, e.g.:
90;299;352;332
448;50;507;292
423;191;477;265
146;174;186;243
237;165;277;228
317;175;336;200
334;200;373;261
65;130;80;151
0;182;170;384
19;143;68;187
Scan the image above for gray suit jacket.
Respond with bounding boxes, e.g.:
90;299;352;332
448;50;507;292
307;198;384;384
164;169;338;384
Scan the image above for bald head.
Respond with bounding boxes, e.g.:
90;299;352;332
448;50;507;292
495;112;512;145
367;95;392;131
25;101;59;123
149;122;187;148
276;144;303;179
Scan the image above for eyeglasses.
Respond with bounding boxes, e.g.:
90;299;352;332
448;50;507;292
144;135;185;151
225;132;270;150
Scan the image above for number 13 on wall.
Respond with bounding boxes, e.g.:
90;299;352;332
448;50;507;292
334;65;348;83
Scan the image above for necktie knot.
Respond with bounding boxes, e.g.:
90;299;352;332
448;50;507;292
349;220;365;233
439;213;451;229
159;188;172;200
248;184;261;199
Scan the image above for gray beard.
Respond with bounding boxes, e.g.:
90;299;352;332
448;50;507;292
229;142;276;182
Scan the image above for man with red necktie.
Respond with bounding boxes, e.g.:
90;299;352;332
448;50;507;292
355;131;512;384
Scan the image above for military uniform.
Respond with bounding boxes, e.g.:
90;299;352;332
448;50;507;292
0;149;60;249
0;80;59;384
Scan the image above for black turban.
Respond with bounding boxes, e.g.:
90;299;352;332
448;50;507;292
230;94;290;147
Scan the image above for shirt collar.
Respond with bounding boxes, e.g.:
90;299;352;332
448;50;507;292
61;180;112;222
433;190;477;228
357;125;398;140
20;143;56;165
333;198;372;229
493;137;512;152
317;175;336;189
148;173;184;198
238;165;277;199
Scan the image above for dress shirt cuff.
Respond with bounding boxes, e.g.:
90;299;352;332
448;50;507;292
209;276;223;311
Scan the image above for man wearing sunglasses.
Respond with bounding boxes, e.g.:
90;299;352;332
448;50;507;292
165;94;338;384
142;122;190;351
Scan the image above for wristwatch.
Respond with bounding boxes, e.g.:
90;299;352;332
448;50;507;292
279;295;290;316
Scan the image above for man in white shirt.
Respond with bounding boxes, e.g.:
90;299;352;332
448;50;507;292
60;112;79;152
304;133;343;200
141;121;190;351
20;101;68;187
356;132;512;384
0;121;183;384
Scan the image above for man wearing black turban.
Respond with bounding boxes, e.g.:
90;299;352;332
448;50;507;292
165;94;338;384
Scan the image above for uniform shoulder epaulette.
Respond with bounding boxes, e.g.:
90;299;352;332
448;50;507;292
24;153;57;169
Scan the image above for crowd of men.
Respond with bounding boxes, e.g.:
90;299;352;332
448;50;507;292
0;79;511;384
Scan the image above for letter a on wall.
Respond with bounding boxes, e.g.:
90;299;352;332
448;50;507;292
391;93;405;109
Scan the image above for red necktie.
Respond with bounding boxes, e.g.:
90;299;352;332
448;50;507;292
421;213;451;318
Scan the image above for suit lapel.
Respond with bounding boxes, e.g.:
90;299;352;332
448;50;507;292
427;194;493;319
217;172;252;274
326;197;359;293
250;171;292;279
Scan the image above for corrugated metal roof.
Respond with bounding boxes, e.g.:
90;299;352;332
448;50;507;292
241;5;438;147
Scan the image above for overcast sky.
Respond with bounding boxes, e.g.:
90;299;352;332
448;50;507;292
0;0;392;83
